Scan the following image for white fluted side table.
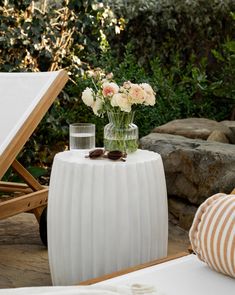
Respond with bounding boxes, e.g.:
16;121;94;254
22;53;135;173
48;149;168;285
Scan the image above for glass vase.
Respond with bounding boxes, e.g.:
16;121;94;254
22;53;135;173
104;111;139;153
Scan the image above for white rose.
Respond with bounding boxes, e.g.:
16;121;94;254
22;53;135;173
110;93;119;107
140;83;156;106
81;87;94;107
122;81;131;89
106;72;114;79
92;97;103;116
112;93;132;112
140;83;154;93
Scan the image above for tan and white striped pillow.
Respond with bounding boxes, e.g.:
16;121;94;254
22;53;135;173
189;193;235;278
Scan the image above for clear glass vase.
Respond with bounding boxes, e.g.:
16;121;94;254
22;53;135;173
104;111;139;153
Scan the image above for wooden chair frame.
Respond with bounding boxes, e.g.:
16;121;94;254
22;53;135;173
0;70;68;227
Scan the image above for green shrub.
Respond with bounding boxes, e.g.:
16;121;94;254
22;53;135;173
105;0;235;66
212;38;235;103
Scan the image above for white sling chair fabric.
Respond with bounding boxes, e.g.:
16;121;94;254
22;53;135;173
0;71;62;156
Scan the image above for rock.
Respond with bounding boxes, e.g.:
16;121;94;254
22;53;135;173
168;197;198;230
140;133;235;204
179;207;196;230
153;118;235;143
168;212;179;225
207;130;229;143
168;197;186;218
220;120;235;138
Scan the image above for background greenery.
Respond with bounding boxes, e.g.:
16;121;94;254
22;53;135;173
0;0;234;179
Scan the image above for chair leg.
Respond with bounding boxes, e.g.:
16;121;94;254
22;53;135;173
39;207;48;247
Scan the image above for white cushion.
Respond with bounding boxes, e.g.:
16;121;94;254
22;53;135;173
96;254;235;295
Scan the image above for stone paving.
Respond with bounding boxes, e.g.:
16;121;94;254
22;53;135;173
0;213;189;289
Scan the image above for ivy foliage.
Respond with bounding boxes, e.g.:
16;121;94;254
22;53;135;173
0;0;116;73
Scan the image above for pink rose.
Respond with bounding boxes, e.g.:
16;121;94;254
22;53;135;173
111;93;131;112
102;82;119;97
129;83;145;104
140;83;156;106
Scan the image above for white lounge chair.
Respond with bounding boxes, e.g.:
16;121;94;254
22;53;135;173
84;252;235;295
0;252;234;294
0;70;68;245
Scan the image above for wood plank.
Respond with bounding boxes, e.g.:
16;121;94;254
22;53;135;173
0;70;68;180
79;252;189;285
0;188;48;220
0;181;30;189
0;186;32;194
0;181;32;193
11;160;43;191
0;181;47;193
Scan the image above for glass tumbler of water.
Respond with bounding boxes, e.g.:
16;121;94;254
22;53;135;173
69;123;95;150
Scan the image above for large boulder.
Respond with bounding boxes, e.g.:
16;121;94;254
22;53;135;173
207;130;229;143
168;197;198;230
153;118;235;143
221;120;235;138
140;133;235;205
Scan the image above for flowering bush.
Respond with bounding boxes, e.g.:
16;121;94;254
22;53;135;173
81;77;156;116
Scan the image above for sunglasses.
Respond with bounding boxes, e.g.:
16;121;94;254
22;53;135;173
85;149;127;162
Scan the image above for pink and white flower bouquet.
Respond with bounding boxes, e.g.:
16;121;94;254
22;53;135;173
81;75;156;153
81;78;156;116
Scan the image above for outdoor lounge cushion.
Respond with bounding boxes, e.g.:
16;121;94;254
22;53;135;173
0;284;158;294
189;192;235;278
1;255;234;294
96;254;235;295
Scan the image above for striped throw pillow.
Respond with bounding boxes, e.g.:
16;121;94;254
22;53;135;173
189;193;235;278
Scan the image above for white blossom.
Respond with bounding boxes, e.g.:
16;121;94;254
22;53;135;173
140;83;156;106
81;87;94;107
112;93;132;112
92;97;103;116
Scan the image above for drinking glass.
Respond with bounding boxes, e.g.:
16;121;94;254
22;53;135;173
69;123;95;150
